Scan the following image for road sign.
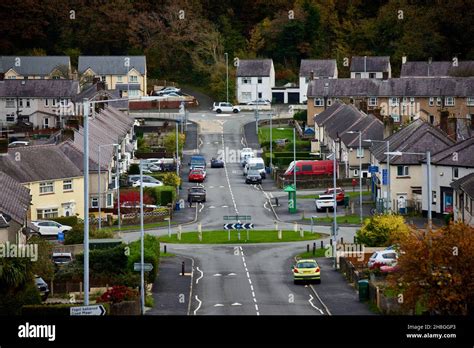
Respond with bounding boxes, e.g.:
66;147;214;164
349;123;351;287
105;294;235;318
57;231;64;243
134;263;154;272
369;165;379;174
70;305;106;316
223;223;254;230
382;169;388;185
223;215;251;221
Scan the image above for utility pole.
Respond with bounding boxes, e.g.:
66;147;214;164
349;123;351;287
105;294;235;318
293;128;296;190
332;140;337;269
139;160;145;315
116;145;121;230
225;53;229;103
83;99;90;306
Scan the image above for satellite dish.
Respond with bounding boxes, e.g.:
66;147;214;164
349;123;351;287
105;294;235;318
1;213;12;222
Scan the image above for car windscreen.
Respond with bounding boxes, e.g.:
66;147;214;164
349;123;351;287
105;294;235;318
248;170;260;175
250;163;264;170
297;262;317;268
190;188;204;193
53;256;72;263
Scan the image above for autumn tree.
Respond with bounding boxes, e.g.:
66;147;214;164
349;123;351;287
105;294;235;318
356;214;411;247
388;222;474;315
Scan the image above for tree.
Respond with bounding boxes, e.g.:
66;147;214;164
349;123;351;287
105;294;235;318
161;172;181;187
356;214;411;247
163;132;185;158
388;223;474;315
28;236;55;283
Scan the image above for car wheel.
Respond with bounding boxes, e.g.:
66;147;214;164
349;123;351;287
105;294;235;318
293;280;298;285
233;109;239;113
216;109;222;113
316;279;321;284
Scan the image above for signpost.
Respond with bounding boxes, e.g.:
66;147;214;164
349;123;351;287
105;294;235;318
369;165;379;174
134;263;154;272
223;223;254;230
70;305;106;316
223;215;251;221
382;169;388;185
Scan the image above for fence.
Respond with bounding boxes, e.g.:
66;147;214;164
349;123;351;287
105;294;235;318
275;171;371;189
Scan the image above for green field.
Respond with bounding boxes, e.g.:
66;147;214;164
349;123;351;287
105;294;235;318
107;221;176;232
258;127;294;143
158;230;322;244
295;249;327;259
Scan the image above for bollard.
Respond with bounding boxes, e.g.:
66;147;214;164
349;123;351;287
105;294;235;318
313;243;316;255
293;222;298;232
274;220;278;231
320;241;323;249
164;245;167;254
340;237;343;244
238;232;241;240
177;231;181;241
330;238;333;246
198;223;202;233
307;244;309;253
198;231;202;242
181;261;185;276
278;229;282;240
300;227;304;238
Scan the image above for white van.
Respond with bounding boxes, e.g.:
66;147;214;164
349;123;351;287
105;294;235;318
244;157;266;178
240;148;255;167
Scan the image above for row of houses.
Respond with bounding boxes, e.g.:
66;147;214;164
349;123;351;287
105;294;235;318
313;101;474;225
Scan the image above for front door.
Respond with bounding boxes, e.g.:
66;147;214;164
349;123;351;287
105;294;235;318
440;187;453;214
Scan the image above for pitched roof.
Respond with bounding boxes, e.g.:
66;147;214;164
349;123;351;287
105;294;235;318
314;101;383;148
299;59;337;77
0;56;70;76
78;56;146;75
350;56;390;72
0;144;83;183
401;61;474;77
371;119;455;165
428;137;474;167
0;79;79;98
450;172;474;199
307;78;474;97
0;171;30;225
236;59;273;77
73;83;126;107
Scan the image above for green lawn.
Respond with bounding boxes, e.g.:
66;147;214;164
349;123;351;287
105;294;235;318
107;221;176;232
297;191;371;199
295;249;326;259
304;215;362;224
158;230;322;244
258;127;294;143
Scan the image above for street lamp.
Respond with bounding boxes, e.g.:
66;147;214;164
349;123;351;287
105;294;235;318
270;111;273;171
347;130;363;224
364;139;391;212
97;143;118;230
139;159;145;315
384;150;432;229
224;53;229;103
327;141;338;269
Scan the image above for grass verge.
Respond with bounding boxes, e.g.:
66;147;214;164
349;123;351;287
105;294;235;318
107;221;177;232
295;249;326;259
304;215;362;224
158;230;322;244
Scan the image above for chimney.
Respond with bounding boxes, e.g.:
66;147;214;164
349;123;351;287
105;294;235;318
0;73;4;81
402;56;407;64
92;77;100;84
428;57;432;77
310;70;314;81
447;116;457;141
383;116;394;139
364;56;367;73
96;81;105;91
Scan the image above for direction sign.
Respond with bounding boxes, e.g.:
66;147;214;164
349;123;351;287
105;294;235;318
134;263;154;272
70;305;106;316
369;165;379;174
382;169;388;185
223;215;251;221
223;223;254;230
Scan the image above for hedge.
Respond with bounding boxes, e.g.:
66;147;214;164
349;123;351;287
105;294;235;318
284;141;311;151
22;303;110;316
51;216;78;227
145;185;176;206
75;245;128;275
127;235;160;283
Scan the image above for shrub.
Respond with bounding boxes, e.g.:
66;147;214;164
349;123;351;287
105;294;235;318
355;214;411;247
127;235;160;283
64;223;84;245
0;281;41;315
97;285;138;304
161;172;181;187
128;163;140;175
90;228;115;239
147;185;176;206
75;245;128;275
293;110;307;122
51;216;78;227
284;140;311;151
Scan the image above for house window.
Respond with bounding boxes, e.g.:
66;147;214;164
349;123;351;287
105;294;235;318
432;191;437;205
39;181;54;194
314;98;324;106
6;99;15;108
368;97;378;106
19;99;23;107
389;97;399;106
25;99;30;108
436;97;442;106
130;75;138;83
43;118;49;129
91;197;99;208
397;166;409;177
356;148;363;158
353;169;359;177
101;75;106;82
453;167;459;179
106;193;113;208
6;114;15;122
63;180;73;191
37;208;58;219
242;92;251;101
410;97;415;105
369;73;376;79
257;77;262;84
258;92;262;99
467;97;474;106
242;77;251;84
117;76;123;82
44;99;49;107
429;115;435;124
129;90;139;97
402;97;408;104
391;114;400;122
52;76;60;80
52;99;58;107
429;97;434;106
445;97;455;106
327;98;332;106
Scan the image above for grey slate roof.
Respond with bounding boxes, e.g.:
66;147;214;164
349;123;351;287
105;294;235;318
401;61;474;77
371;119;455;165
307;78;474;97
314;101;383;148
0;144;82;183
236;59;273;77
450;172;474;199
0;79;79;98
427;137;474;167
74;83;126;108
299;59;337;77
0;56;70;76
350;56;390;72
0;171;30;225
78;56;146;75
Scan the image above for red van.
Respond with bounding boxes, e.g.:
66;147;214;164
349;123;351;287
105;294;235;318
284;160;335;176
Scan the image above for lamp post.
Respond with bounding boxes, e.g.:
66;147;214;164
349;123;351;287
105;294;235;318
330;141;338;269
97;143;118;230
139;159;145;315
270;111;273;171
385;150;432;229
116;145;121;230
224;53;229;103
365;139;391;212
348;130;363;223
293;127;296;189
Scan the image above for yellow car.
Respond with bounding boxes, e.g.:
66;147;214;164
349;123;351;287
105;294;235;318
293;259;321;284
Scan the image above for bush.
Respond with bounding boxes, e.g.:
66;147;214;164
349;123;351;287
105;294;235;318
0;281;41;315
64;223;84;245
75;245;128;275
284;140;311;151
293;110;307;122
128;163;140;175
161;172;181;187
51;216;78;227
90;228;115;239
97;286;138;304
146;185;176;206
127;235;160;283
355;214;411;247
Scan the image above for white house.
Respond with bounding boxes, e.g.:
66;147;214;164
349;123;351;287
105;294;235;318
236;59;275;103
350;56;391;79
0;56;71;80
299;59;337;103
451;173;474;226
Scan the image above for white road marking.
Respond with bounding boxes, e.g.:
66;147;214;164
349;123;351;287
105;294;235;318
231;302;242;306
219;185;225;188
198;137;203;148
194;295;202;315
309;294;324;315
227;273;236;276
270;192;274;198
252;291;255;297
209;206;216;209
241;137;245;147
263;201;271;212
221;205;228;208
250;285;254;291
213;273;222;276
255;304;259;311
214;304;224;307
199;203;205;213
209;186;215;188
196;267;204;284
248;278;252;285
246;271;250;278
309;285;332;316
239;246;259;315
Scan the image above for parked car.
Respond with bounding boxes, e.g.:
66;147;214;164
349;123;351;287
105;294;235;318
315;194;337;212
121;201;159;210
8;141;30;148
131;176;163;188
52;252;73;266
243;157;266;178
292;259;321;284
325;187;345;204
160;87;181;94
188;169;206;182
368;250;398;270
189;155;206;171
210;157;224;168
188;186;206;203
245;169;262;184
128;175;162;186
284;160;335;177
246;98;271;105
31;221;72;237
35;275;50;301
212;102;240;113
